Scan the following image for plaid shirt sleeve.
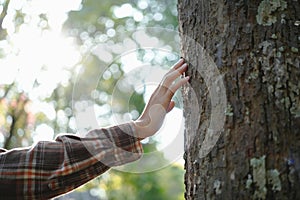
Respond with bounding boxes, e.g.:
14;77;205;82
0;122;143;200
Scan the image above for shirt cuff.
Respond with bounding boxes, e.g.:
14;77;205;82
84;122;144;167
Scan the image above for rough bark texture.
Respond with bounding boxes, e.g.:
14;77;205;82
178;0;300;199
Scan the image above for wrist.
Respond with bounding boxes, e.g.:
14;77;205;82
132;119;154;139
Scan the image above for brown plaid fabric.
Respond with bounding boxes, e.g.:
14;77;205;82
0;123;143;199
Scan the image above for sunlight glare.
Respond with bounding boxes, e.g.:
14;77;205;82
1;0;82;98
33;123;54;142
113;4;133;18
0;0;83;135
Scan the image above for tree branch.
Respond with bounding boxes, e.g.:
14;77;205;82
0;0;10;37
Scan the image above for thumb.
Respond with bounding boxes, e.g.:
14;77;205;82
166;101;175;113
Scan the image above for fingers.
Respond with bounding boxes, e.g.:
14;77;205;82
169;76;190;94
162;63;188;87
172;58;185;70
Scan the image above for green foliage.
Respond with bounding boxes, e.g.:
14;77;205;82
129;91;145;115
0;0;184;199
77;143;184;200
105;166;184;200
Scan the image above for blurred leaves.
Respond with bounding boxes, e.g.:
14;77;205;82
74;143;184;200
0;0;184;199
104;164;184;200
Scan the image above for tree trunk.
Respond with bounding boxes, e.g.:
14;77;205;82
178;0;300;199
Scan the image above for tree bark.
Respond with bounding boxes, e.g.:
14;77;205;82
178;0;300;199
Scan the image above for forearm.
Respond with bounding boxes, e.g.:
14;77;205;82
0;122;143;199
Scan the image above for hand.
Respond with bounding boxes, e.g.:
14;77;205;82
133;59;189;139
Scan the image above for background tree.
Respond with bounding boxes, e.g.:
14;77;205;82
178;0;300;199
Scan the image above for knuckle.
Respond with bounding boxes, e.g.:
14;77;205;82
164;73;171;79
162;75;171;84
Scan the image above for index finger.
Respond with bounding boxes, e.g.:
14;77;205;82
161;63;188;88
171;58;185;71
